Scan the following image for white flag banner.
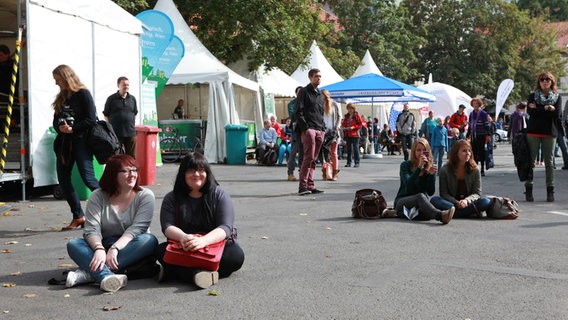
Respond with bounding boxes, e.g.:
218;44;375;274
495;79;514;118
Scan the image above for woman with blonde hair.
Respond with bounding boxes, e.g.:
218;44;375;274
320;89;341;180
524;71;561;202
52;64;99;230
391;138;455;224
430;139;492;218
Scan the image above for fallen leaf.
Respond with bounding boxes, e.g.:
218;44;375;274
2;249;11;253
57;264;74;268
63;237;72;240
102;305;121;311
27;204;35;208
3;212;13;216
22;294;37;298
23;228;32;231
10;272;22;276
2;283;16;287
58;257;66;260
24;244;32;247
299;213;308;216
261;236;269;240
208;290;220;296
63;294;70;298
325;227;332;230
3;310;9;314
4;241;18;245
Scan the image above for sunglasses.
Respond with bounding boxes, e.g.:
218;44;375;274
539;77;552;82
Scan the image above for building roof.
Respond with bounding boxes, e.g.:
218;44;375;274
548;21;568;51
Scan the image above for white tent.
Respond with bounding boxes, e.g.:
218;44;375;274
418;82;473;118
350;51;388;126
255;67;302;98
154;0;262;163
291;40;343;87
1;0;143;187
351;50;383;77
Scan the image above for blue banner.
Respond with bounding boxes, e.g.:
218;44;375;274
136;10;174;81
148;35;185;96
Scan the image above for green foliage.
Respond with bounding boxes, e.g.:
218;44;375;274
402;0;565;103
516;0;568;21
113;0;149;14
325;0;425;81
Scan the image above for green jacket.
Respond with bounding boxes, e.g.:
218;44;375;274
438;164;482;205
394;160;436;207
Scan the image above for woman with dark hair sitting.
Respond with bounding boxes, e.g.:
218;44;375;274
65;154;158;292
155;152;245;289
430;139;492;218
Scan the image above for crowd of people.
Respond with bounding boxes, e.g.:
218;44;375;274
54;66;567;293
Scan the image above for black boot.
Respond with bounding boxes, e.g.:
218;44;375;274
525;185;534;202
547;186;554;202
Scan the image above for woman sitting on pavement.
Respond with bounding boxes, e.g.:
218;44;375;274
388;137;455;224
430;139;492;218
155;152;245;289
66;154;158;292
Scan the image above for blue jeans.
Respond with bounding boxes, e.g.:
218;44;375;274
56;137;99;219
432;146;445;170
278;142;291;164
287;131;303;176
430;196;492;218
67;233;158;282
345;137;360;165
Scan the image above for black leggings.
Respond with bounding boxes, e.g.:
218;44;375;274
471;136;486;170
155;240;245;281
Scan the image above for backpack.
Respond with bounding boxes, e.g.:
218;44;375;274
261;148;278;166
87;120;123;164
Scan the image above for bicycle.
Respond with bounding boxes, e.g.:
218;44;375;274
160;126;203;163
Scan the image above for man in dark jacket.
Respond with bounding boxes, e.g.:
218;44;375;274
294;69;325;195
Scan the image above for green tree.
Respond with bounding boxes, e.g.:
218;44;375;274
402;0;565;102
516;0;568;21
325;0;425;81
112;0;149;14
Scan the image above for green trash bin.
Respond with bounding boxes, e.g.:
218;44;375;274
225;124;248;165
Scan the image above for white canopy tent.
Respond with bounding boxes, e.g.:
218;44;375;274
154;0;262;164
1;0;143;187
350;51;388;126
291;40;343;87
352;50;383;77
418;82;473;118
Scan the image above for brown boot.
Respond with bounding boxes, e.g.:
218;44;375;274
331;169;340;181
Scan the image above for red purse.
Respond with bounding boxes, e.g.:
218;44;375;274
164;235;226;271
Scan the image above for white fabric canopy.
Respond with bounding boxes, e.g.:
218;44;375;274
291;40;343;87
418;82;473;118
154;0;262;163
25;0;142;187
351;50;383;78
256;67;302;97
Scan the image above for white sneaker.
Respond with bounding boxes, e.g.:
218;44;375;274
193;271;219;289
65;269;94;288
100;274;127;292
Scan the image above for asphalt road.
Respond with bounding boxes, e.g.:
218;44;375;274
1;142;568;320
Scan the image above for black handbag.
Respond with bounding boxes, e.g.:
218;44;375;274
87;120;123;164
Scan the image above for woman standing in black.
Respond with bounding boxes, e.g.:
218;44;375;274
52;65;99;230
525;72;561;202
467;97;490;176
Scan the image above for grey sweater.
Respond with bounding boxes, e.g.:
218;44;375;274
83;188;155;241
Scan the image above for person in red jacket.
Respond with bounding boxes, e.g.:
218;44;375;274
341;103;363;167
449;104;468;139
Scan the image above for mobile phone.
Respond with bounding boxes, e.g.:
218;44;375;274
423;151;430;157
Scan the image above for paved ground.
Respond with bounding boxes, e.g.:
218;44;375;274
1;142;568;320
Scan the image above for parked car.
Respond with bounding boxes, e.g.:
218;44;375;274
494;129;508;142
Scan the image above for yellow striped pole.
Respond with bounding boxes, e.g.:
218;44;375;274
0;28;23;177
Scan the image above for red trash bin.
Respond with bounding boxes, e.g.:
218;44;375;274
135;125;162;186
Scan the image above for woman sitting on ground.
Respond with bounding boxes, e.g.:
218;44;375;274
155;152;245;289
390;137;455;224
66;154;158;292
430;139;492;218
